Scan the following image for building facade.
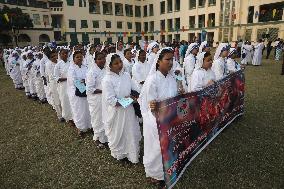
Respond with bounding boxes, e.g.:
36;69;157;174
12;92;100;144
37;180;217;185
0;0;284;46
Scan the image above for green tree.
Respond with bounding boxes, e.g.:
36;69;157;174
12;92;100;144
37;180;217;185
0;5;33;46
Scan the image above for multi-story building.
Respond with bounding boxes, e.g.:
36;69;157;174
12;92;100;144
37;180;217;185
0;0;284;46
0;0;53;47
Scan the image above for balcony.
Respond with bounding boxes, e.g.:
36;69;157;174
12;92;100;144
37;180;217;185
49;1;63;15
50;7;63;14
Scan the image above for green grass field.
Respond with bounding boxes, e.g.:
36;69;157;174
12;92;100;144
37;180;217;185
0;59;283;189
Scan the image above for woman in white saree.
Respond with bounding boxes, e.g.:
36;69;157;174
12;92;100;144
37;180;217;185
101;53;142;164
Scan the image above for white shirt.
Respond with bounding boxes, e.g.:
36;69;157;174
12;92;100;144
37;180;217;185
132;61;151;85
212;57;228;80
227;58;241;73
54;59;70;82
190;68;216;92
86;63;106;94
183;54;196;82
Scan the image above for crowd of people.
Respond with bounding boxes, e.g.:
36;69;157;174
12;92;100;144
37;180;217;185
0;38;281;188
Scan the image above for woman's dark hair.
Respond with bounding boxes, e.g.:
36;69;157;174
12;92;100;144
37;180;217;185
109;54;121;67
59;48;68;54
47;49;57;59
203;52;211;59
138;50;146;56
95;52;105;60
73;50;83;60
156;48;173;70
124;48;132;56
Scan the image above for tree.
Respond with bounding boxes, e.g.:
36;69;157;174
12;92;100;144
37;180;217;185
0;5;33;46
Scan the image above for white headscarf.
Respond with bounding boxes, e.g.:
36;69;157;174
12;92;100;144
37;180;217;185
195;52;206;70
228;48;237;57
148;47;173;76
185;43;199;58
146;41;159;54
199;41;208;53
214;43;230;60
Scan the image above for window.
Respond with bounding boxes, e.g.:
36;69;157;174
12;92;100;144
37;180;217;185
160;19;165;30
144;22;148;32
117;21;123;29
150;21;154;31
89;0;100;14
43;15;49;26
115;3;123;16
143;5;148;17
167;19;173;30
175;0;180;11
167;0;173;12
125;4;133;17
33;14;41;25
79;0;82;7
208;13;215;27
198;0;205;8
107;37;112;44
149;4;154;16
198;14;205;28
92;20;99;28
69;19;76;28
189;16;195;28
208;0;216;6
258;2;284;22
103;1;113;15
160;1;165;14
135;6;141;17
189;0;196;9
66;0;74;6
175;18;180;30
81;20;88;28
135;22;141;32
127;22;132;29
247;6;254;24
106;21;111;28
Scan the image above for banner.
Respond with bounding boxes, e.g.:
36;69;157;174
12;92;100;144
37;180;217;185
155;70;245;189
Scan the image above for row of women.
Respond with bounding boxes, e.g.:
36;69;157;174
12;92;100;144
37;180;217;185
3;41;243;187
239;39;282;66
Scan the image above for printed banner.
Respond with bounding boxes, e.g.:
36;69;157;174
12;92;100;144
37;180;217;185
155;70;245;188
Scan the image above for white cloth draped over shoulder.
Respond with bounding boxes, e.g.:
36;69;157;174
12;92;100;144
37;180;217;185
101;53;141;163
67;63;92;131
54;59;73;121
132;60;151;90
138;70;179;180
86;63;108;143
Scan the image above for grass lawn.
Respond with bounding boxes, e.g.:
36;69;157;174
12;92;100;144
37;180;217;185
0;59;283;189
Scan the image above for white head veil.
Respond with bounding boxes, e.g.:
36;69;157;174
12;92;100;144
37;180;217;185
148;47;173;76
199;41;208;53
214;43;230;60
228;48;237;58
195;52;206;70
184;42;199;58
146;41;159;54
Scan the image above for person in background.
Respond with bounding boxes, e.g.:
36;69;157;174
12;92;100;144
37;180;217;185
212;43;230;80
252;39;265;66
190;52;216;92
46;49;64;122
54;48;73;124
102;53;141;164
86;52;108;148
266;41;272;59
67;51;92;136
227;48;244;73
